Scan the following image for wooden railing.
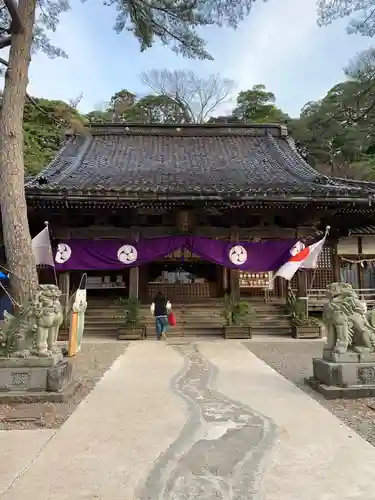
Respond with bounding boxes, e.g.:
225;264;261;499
307;288;375;311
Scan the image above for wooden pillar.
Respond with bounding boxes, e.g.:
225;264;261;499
230;226;240;300
58;272;70;309
331;239;340;282
358;236;364;296
56;225;71;317
139;264;149;303
58;271;70;330
222;266;228;295
129;229;139;299
129;267;139;299
176;211;192;233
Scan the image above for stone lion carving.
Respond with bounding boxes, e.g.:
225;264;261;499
323;282;375;354
0;284;63;358
33;285;63;357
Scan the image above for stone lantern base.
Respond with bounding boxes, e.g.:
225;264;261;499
0;353;76;403
305;349;375;399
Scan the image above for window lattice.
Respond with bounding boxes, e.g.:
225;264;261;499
317;247;332;268
291;246;333;291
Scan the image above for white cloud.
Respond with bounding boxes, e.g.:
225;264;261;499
226;0;318;90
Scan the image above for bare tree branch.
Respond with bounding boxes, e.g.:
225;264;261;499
140;69;234;123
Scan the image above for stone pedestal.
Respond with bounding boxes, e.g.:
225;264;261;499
306;349;375;399
0;353;75;403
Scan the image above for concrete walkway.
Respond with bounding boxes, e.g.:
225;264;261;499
1;341;375;499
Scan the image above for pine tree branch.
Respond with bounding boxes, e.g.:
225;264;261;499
3;0;23;34
0;33;10;48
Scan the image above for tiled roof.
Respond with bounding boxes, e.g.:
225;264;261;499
349;225;375;235
25;123;375;199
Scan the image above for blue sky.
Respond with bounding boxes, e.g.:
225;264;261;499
25;0;375;118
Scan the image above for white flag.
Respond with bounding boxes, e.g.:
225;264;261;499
32;226;55;267
300;237;327;269
274;229;329;281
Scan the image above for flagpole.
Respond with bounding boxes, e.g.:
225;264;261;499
0;221;58;294
43;221;58;287
307;225;331;297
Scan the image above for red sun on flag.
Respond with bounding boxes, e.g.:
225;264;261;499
288;242;310;262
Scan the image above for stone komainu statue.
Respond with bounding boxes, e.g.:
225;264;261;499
0;284;63;358
323;282;375;354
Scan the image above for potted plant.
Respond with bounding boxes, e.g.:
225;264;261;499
222;294;253;339
287;295;322;339
115;297;145;340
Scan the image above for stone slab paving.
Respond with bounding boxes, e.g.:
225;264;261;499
2;340;375;499
0;343;186;500
0;429;55;495
200;341;375;500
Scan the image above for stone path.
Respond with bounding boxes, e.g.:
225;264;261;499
2;340;375;499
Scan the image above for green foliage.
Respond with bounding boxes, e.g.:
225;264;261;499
286;293;320;327
0;0;70;58
222;295;254;326
22;97;83;174
109;89;137;120
233;84;289;123
85;87;189;124
111;0;259;60
4;0;259;62
130;95;187;123
208;115;242;123
0;305;36;358
85;110;112;124
289;48;375;180
116;297;142;326
0;315;17;357
208;84;289;124
317;0;375;37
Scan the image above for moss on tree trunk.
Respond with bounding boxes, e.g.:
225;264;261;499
0;0;39;304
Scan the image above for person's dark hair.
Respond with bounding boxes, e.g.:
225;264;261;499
154;292;166;304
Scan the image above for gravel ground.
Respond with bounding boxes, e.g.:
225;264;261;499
0;342;126;430
246;341;375;446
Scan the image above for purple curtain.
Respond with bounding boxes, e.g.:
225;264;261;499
188;237;295;272
54;236;296;272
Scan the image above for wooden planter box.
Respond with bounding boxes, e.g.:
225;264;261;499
223;326;252;339
292;325;321;339
117;326;145;340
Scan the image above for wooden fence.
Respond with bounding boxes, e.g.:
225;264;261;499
307;288;375;311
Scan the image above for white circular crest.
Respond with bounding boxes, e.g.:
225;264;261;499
290;241;305;257
117;244;138;264
229;245;247;265
55;243;72;264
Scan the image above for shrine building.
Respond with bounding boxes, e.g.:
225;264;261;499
24;123;375;314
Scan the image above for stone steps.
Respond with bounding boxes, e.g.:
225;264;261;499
59;299;291;340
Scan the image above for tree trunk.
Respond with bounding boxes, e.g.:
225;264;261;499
0;0;38;304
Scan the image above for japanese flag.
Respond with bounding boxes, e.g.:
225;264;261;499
31;224;55;267
274;228;329;281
